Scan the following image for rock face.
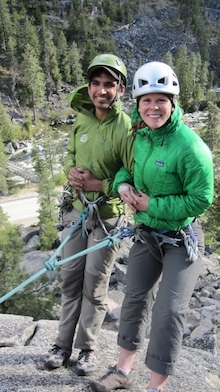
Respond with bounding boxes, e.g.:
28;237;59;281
0;313;219;392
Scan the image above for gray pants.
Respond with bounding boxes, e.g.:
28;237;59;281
118;218;204;375
55;209;119;354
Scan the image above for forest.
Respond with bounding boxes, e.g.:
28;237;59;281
0;0;220;318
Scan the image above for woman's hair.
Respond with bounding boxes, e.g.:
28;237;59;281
131;120;146;135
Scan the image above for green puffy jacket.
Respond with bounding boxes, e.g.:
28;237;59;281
64;84;133;219
113;102;214;231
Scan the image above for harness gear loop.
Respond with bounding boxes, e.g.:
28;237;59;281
180;224;199;263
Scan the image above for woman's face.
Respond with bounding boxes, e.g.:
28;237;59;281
138;93;173;130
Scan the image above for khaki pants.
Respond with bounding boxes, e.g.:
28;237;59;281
55;209;119;353
118;218;204;375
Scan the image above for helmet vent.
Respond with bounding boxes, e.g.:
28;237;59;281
158;77;166;85
139;79;149;87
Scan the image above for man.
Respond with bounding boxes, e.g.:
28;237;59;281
44;54;133;376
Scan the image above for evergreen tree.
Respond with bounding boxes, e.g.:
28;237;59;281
200;103;220;249
14;15;41;64
215;28;220;80
0;95;15;142
174;45;193;111
40;20;61;94
67;11;89;48
68;41;84;85
162;51;173;68
81;41;97;73
0;209;28;313
21;43;45;120
57;31;71;82
0;134;8;196
32;127;59;250
7;36;20;103
201;102;220;152
0;208;60;319
0;0;12;52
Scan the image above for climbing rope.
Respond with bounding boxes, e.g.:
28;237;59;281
0;208;136;304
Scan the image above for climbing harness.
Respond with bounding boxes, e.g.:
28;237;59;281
136;223;199;263
57;184;122;237
77;190;110;236
0;206;136;304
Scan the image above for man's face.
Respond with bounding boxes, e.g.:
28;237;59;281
88;72;125;116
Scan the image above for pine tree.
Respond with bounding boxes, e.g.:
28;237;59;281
0;208;60;319
215;28;220;80
21;43;45;120
0;134;8;196
32;127;59;250
162;51;173;68
201;103;220;248
68;41;84;85
201;102;220;152
0;95;14;142
40;20;62;95
0;0;12;51
68;11;89;48
174;45;193;111
57;31;71;82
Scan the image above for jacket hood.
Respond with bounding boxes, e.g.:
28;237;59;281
68;84;94;113
68;83;122;117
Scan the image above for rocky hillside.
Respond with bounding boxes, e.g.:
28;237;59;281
112;0;220;88
1;0;220;121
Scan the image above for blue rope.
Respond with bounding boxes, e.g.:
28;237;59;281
0;210;136;304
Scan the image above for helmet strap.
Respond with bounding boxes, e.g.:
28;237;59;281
108;75;122;108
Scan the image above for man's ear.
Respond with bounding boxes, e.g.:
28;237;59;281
118;85;126;96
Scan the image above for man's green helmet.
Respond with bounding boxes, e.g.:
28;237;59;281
87;53;127;86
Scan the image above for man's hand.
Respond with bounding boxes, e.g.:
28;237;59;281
68;167;102;192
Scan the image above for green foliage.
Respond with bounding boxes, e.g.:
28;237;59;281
0;207;60;319
172;45;210;112
32;125;59;248
0;0;13;51
0;134;8;196
57;31;71;83
40;219;58;250
54;171;67;186
68;41;84;85
21;43;46;119
40;20;62;94
200;103;220;250
0;95;14;141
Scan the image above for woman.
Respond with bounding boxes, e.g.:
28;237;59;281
90;61;214;392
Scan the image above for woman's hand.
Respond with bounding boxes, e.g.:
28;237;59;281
118;185;149;212
133;189;150;211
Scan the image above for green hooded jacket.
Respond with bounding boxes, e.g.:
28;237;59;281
64;84;133;218
113;102;214;231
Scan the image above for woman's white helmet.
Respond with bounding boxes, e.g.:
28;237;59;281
132;61;180;98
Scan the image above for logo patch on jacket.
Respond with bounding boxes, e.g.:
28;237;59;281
80;134;87;142
155;160;164;167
